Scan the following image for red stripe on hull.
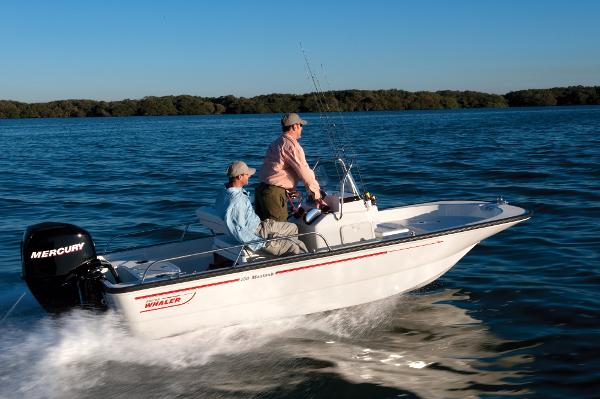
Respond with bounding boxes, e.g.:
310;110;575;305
133;240;444;299
135;278;240;300
276;251;388;274
387;240;443;253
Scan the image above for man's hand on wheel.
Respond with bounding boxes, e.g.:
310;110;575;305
315;198;327;209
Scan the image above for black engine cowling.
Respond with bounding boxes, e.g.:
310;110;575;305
21;222;104;312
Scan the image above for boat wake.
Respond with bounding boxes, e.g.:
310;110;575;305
0;294;400;398
1;289;533;398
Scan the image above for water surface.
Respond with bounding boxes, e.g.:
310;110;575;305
1;107;598;398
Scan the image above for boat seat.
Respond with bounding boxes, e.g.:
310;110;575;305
196;206;262;264
196;206;228;235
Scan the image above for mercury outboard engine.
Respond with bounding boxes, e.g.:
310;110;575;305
21;222;109;312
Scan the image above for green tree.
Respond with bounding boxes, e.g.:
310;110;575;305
109;99;137;116
0;101;21;118
174;95;215;115
139;96;178;116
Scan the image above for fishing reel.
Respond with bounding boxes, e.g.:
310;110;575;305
363;191;377;205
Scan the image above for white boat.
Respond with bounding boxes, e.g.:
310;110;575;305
21;159;530;338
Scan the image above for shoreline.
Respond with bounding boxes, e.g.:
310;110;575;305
1;86;599;119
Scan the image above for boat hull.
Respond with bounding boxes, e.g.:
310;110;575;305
105;218;522;338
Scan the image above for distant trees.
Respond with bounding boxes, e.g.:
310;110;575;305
174;95;216;115
504;89;558;106
0;101;21;118
504;86;600;107
1;86;598;119
138;97;178;116
109;99;137;116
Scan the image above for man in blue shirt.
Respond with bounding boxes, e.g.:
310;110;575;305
214;161;308;256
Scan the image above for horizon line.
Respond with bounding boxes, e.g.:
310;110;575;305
3;84;599;104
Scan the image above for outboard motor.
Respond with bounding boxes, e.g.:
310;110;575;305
21;222;107;312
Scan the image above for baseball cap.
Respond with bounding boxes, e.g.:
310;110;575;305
226;161;256;178
281;113;308;127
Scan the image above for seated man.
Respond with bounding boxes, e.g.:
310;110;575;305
214;161;308;256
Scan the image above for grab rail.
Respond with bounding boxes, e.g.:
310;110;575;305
103;220;200;254
334;158;361;221
139;231;332;284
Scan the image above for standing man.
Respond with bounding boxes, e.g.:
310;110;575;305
256;113;325;222
214;161;308;256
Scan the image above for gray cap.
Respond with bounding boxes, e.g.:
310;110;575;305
226;161;256;178
281;112;308;127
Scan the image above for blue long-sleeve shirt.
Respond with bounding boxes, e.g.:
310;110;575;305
214;187;265;251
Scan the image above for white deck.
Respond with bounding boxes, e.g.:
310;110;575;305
103;200;528;290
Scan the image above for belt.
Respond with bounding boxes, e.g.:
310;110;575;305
260;182;290;191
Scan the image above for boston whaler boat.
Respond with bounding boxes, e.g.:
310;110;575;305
21;158;530;338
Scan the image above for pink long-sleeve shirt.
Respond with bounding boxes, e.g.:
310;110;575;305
259;134;321;200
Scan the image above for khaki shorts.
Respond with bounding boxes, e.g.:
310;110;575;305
256;219;308;255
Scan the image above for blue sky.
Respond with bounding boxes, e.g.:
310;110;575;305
1;0;598;102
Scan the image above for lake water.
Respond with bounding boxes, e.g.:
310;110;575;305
0;107;598;398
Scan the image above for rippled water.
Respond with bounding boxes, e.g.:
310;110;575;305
1;107;599;398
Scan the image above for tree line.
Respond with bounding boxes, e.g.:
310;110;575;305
1;86;598;119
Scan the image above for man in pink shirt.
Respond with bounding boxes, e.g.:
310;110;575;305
256;113;326;221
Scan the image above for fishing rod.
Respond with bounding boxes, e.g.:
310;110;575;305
299;43;370;198
300;45;341;162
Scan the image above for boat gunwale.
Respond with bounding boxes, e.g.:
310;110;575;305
103;207;531;295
